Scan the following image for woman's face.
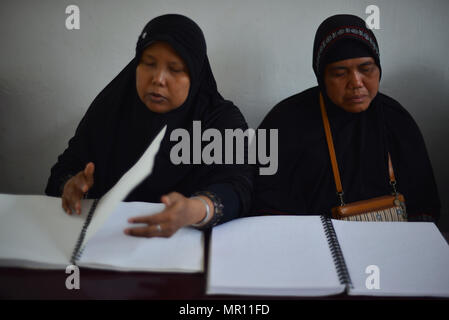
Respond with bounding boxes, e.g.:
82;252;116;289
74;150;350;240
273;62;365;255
324;57;380;113
136;41;190;113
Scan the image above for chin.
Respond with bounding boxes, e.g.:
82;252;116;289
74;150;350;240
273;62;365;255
341;103;370;113
145;103;171;114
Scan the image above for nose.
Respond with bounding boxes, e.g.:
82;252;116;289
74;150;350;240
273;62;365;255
152;67;167;86
348;71;363;89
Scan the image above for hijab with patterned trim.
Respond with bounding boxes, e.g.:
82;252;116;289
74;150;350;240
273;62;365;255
252;14;440;221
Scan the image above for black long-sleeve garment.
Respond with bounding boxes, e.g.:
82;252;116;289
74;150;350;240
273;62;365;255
45;14;253;222
253;14;440;221
252;86;441;221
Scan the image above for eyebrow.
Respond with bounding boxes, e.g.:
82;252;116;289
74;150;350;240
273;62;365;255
142;54;184;66
358;61;375;67
329;61;375;71
329;66;348;71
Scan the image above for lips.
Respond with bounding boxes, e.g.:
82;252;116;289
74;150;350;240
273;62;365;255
147;92;167;103
346;95;367;103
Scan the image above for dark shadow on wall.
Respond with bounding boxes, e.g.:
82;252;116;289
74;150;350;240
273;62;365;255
0;103;78;196
381;65;449;232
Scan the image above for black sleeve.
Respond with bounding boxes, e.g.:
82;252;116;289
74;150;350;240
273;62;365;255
192;103;255;221
383;95;441;221
205;183;241;224
250;96;309;216
44;110;93;197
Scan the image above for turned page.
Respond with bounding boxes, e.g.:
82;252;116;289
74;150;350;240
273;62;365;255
0;125;167;270
207;215;345;296
82;125;166;248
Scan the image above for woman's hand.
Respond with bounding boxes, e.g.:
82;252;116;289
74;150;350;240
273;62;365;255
62;162;95;215
124;192;214;238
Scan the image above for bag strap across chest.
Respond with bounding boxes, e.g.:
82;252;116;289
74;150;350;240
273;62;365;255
319;92;397;205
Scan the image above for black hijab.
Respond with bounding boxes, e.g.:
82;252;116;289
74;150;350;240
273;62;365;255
253;14;440;220
313;14;381;84
46;14;253;217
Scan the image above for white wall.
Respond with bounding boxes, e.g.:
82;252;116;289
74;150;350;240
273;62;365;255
1;0;448;230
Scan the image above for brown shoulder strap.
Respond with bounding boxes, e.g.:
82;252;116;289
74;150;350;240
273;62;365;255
319;93;343;194
319;92;397;198
388;153;395;182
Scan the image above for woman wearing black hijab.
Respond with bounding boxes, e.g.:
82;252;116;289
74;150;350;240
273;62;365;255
253;14;440;222
45;14;253;237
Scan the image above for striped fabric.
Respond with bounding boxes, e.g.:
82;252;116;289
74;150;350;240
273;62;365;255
342;206;407;222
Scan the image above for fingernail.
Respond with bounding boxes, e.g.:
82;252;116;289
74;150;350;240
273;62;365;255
124;229;129;235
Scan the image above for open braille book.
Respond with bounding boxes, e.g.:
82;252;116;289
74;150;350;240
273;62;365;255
207;215;449;298
0;126;203;273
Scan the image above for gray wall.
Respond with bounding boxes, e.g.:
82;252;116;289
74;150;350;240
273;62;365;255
1;0;448;230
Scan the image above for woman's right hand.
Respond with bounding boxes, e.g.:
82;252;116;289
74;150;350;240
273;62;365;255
62;162;95;215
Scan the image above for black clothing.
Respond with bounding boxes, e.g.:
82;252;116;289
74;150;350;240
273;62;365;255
253;14;440;221
45;14;253;222
253;87;440;220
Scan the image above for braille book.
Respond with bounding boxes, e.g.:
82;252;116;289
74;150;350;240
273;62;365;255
207;215;449;297
0;125;203;273
0;195;203;272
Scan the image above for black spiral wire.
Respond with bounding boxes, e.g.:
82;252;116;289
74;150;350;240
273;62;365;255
70;199;99;265
320;216;353;290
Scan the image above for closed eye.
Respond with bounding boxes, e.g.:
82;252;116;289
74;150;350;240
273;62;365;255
170;67;183;73
332;72;346;77
359;62;375;72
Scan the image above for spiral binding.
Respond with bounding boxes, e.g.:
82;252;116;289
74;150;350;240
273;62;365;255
70;199;99;265
320;216;353;290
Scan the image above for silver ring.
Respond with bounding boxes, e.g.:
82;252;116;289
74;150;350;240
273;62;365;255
156;224;162;232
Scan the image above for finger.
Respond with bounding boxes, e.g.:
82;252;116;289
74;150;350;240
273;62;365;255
75;199;82;215
73;174;89;193
161;195;171;207
128;210;168;225
83;162;95;189
62;197;71;215
161;192;183;207
125;223;174;238
124;225;152;237
128;196;185;224
74;175;91;194
84;162;95;176
66;189;83;215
